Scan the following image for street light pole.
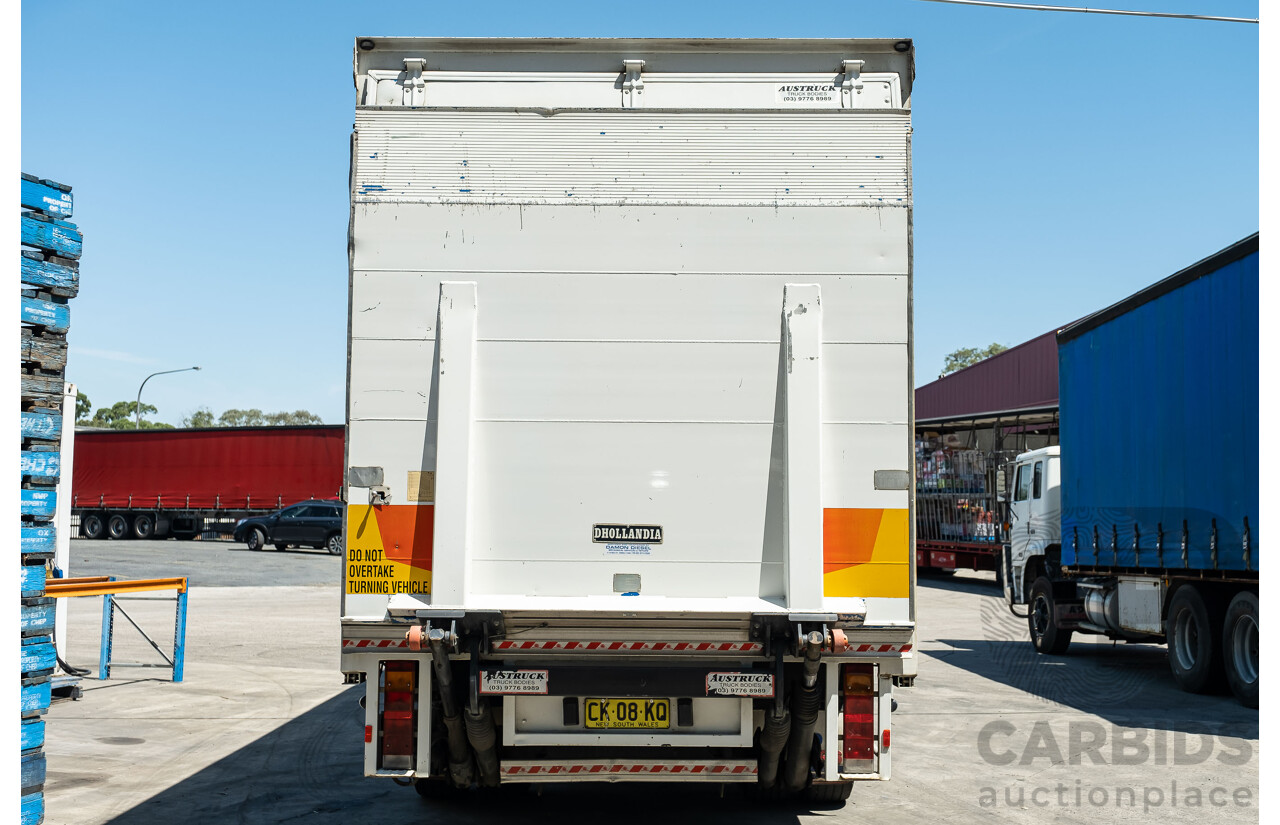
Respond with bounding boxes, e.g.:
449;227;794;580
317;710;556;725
136;367;202;428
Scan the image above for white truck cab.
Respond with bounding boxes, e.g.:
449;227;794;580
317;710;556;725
1002;447;1061;606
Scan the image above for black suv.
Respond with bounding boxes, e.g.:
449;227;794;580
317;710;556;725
232;500;344;555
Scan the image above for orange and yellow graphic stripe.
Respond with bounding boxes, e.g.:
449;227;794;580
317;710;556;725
823;508;910;598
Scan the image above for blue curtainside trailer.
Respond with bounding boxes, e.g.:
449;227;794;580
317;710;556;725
1057;234;1259;574
1002;233;1259;707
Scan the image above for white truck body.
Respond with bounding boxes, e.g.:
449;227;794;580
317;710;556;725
341;37;916;793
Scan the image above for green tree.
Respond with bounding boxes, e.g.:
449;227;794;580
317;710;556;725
940;343;1009;378
75;391;92;423
263;410;324;426
212;408;324;427
85;401;175;430
182;407;216;428
218;408;266;427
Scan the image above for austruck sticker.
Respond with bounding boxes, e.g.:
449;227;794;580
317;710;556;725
479;669;550;695
775;83;838;106
706;672;775;697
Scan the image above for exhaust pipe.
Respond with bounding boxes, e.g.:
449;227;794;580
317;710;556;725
464;702;500;787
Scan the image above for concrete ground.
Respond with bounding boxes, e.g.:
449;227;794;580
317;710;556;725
44;540;1258;824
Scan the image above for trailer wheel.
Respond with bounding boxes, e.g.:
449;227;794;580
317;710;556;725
1221;591;1258;708
805;781;853;804
1166;584;1225;694
81;514;105;540
246;528;266;552
274;543;289;552
326;533;344;556
1029;577;1072;655
107;514;130;540
131;514;154;540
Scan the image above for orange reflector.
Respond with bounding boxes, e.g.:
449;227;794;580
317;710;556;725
882;729;890;750
843;671;874;693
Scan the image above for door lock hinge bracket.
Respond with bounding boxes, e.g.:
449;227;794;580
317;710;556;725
841;59;865;107
622;59;645;108
402;57;427;106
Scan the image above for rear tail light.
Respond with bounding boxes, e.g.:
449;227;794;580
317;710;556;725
379;661;417;770
840;663;876;771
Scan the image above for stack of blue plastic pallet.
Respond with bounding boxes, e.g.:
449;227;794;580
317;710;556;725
19;174;80;825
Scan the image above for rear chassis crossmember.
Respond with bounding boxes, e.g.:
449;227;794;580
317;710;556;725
342;612;913;787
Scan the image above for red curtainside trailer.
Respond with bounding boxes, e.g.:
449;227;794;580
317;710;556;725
71;425;344;540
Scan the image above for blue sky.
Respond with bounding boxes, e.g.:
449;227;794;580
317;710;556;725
21;1;1258;425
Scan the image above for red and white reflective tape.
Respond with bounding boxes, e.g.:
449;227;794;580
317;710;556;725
342;639;409;650
491;640;764;653
849;643;913;653
502;761;757;777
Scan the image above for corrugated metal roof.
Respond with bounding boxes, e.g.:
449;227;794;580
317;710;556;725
916;331;1059;423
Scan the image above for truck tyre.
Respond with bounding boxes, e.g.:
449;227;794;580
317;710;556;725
81;514;105;540
1029;577;1072;655
805;781;853;804
274;543;289;552
413;779;460;799
107;514;130;540
246;528;266;552
326;533;344;556
131;514;155;540
1166;584;1225;694
1221;591;1258;708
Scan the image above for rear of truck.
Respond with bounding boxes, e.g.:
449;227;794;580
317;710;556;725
341;37;916;798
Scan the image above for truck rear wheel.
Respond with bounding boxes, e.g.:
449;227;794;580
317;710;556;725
131;514;154;539
107;514;130;540
805;781;853;804
1221;591;1258;708
1166;584;1225;694
1029;577;1072;655
81;514;105;539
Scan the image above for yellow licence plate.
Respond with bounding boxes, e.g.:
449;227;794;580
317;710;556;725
584;698;671;729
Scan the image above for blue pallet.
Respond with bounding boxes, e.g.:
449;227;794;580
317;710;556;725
21;636;56;675
21;600;55;635
21;719;45;752
20;213;81;259
20;563;47;596
21;751;46;792
21;791;42;825
22;175;73;217
21;680;51;715
20;252;78;295
21;489;57;520
20;296;70;333
21;451;61;481
1060;236;1259;572
21;526;56;555
21;411;62;442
